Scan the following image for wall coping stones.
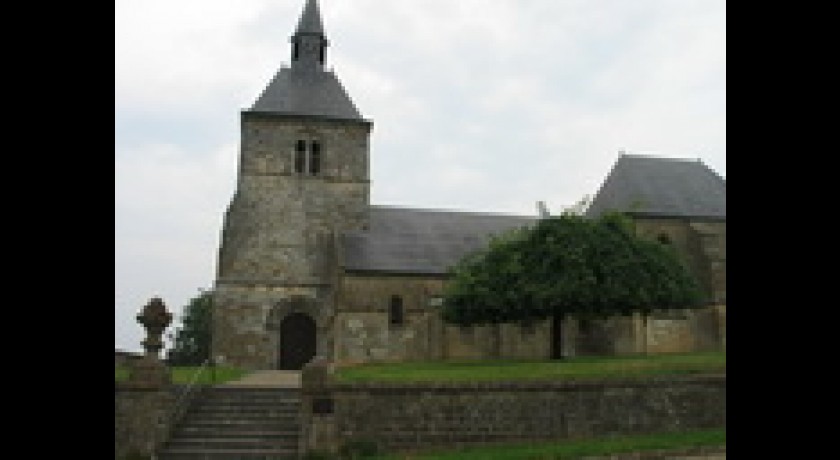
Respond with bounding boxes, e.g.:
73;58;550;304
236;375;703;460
328;373;725;394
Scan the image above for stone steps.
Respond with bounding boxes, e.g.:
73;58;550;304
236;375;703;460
157;387;301;460
186;408;298;417
188;405;299;412
157;447;298;460
173;428;299;438
165;436;298;450
178;419;297;429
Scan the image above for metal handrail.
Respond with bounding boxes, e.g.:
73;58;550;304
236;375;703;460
155;358;215;459
171;357;213;417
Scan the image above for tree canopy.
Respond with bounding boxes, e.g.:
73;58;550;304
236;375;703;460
440;212;704;326
166;289;213;366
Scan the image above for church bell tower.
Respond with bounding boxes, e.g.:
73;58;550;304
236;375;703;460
212;0;372;370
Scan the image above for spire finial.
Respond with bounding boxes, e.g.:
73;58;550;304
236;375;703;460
295;0;325;37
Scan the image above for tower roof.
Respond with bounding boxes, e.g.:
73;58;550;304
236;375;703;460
247;0;366;122
586;154;726;220
250;68;364;121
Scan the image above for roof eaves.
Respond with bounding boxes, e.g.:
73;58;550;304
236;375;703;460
241;110;373;126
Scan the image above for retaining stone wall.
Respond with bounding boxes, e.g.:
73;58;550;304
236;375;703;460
326;374;725;452
114;385;192;459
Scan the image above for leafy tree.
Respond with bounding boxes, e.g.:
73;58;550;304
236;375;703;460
441;212;704;326
166;289;213;366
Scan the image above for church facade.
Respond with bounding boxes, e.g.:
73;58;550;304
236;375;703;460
211;0;726;370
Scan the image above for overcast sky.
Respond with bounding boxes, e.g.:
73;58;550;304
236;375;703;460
115;0;726;353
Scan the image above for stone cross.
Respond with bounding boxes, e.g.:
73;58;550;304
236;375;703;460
137;297;172;359
127;297;173;388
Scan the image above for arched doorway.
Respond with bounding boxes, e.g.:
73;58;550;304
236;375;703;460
279;313;317;370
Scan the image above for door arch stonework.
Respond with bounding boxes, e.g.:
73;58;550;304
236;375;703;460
266;295;326;370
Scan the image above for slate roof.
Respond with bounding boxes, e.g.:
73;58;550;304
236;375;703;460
342;206;536;275
248;0;365;122
586;154;726;220
249;68;364;121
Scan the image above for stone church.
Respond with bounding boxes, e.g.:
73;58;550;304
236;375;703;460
211;0;726;371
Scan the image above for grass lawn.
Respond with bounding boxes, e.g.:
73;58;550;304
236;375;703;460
115;365;249;385
372;428;725;459
335;351;725;383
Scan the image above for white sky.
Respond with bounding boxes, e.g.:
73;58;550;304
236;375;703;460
115;0;726;353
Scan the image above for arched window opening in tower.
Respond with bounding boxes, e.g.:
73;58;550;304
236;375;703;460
310;141;321;176
294;140;306;174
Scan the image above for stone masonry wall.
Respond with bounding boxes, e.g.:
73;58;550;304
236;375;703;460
328;374;725;452
335;275;444;363
238;116;370;186
213;284;331;370
632;218;726;353
114;386;179;459
633;218;726;305
440;321;552;361
575;315;640;356
217;116;370;285
335;275;551;363
688;222;726;305
336;273;723;363
213;114;371;369
644;307;722;354
572;306;722;356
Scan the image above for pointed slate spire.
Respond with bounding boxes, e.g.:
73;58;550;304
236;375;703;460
295;0;325;36
249;0;366;122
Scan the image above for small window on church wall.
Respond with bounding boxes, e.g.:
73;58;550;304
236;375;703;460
657;234;671;245
293;42;300;61
310;141;321;176
389;295;404;326
294;140;306;174
318;44;325;64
